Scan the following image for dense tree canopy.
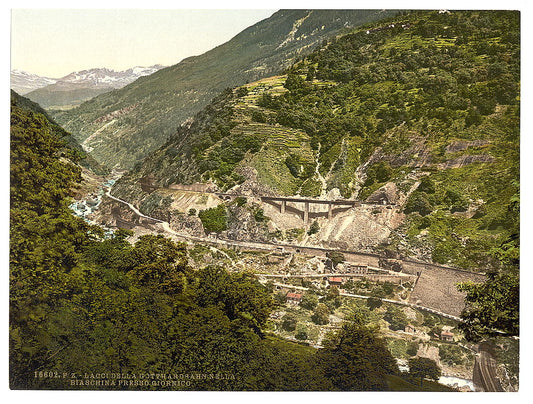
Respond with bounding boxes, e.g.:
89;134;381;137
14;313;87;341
198;204;228;233
316;320;398;390
10;97;406;391
408;357;441;386
458;270;519;340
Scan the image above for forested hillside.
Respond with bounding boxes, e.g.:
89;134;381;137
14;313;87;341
115;10;519;275
10;90;108;175
10;9;521;391
10;95;412;391
52;9;398;169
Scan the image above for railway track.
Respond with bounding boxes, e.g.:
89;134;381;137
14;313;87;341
473;345;505;391
104;191;485;319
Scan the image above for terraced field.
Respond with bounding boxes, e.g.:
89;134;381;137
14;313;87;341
220;76;320;196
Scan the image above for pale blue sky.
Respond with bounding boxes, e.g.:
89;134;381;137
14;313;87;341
10;1;518;78
11;9;276;78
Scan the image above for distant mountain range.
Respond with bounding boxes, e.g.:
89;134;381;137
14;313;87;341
51;9;399;169
10;70;57;95
11;65;165;109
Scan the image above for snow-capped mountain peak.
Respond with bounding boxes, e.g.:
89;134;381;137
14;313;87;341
57;65;165;88
11;65;166;96
10;70;57;95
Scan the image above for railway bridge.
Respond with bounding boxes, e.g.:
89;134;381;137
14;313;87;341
216;193;394;225
141;180;395;226
260;196;361;225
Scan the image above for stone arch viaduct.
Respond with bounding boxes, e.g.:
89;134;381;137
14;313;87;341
216;193;394;225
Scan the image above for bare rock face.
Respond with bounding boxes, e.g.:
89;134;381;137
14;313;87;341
438;154;494;170
94;198;135;227
226;204;270;242
366;136;432;168
316;206;394;252
169;214;205;237
231;166;276;197
365;182;399;205
445;140;490;153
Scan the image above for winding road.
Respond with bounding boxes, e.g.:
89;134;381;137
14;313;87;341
102;189;510;391
105;190;164;223
104;190;480;321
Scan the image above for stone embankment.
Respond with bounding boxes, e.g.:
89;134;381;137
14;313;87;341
103;191;486;318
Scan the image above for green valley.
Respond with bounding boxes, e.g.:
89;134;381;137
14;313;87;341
10;9;520;392
51;10;398;169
